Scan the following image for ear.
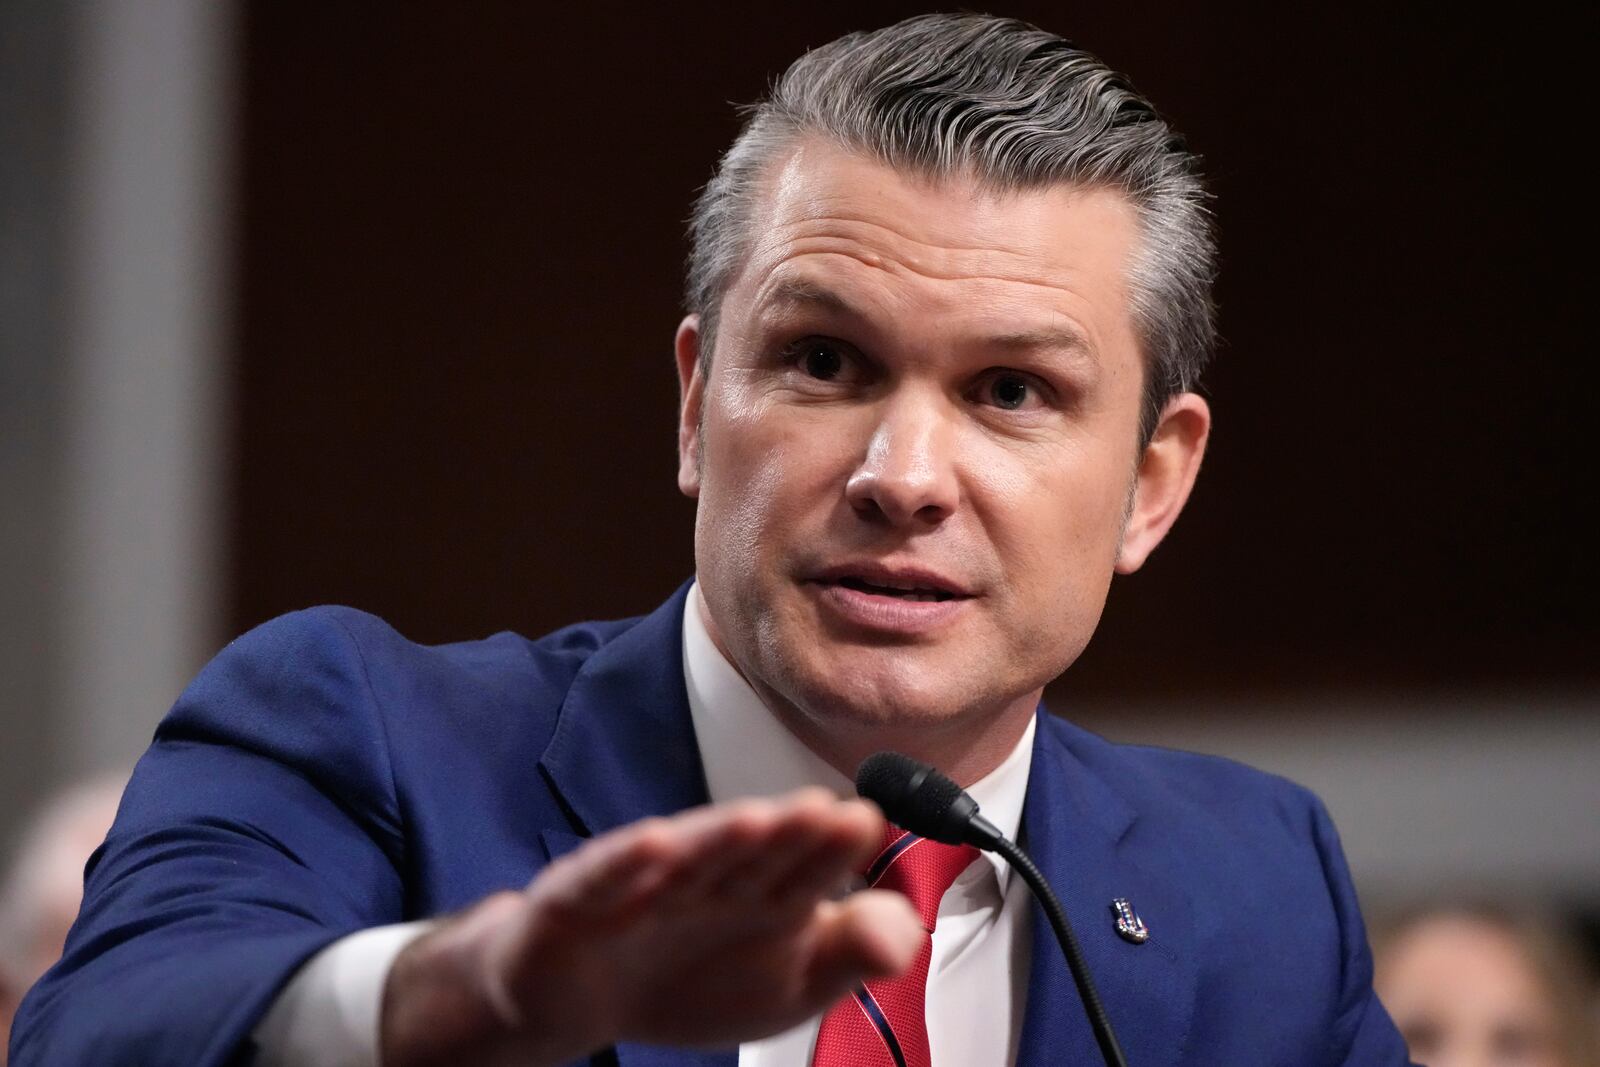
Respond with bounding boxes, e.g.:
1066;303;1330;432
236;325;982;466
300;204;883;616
1115;391;1210;574
675;314;706;499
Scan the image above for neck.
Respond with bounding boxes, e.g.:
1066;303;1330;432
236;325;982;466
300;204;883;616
762;693;1038;788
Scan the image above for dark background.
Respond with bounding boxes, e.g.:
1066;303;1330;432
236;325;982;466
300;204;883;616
229;4;1589;704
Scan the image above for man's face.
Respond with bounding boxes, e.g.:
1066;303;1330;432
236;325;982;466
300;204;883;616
676;141;1205;775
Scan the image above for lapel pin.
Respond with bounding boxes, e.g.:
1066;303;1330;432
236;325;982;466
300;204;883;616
1111;897;1149;944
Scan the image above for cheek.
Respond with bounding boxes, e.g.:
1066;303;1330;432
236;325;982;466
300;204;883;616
963;440;1129;674
967;440;1131;578
697;401;847;568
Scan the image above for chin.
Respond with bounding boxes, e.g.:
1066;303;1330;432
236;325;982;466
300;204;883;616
776;648;981;728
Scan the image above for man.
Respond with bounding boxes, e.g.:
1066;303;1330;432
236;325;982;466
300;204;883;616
10;14;1412;1066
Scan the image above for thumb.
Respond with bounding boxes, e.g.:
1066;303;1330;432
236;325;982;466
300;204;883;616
801;889;924;1008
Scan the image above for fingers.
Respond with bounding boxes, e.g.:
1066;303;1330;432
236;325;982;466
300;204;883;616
530;789;883;931
738;796;882;907
530;816;683;923
650;798;806;906
678;789;883;906
801;890;925;1009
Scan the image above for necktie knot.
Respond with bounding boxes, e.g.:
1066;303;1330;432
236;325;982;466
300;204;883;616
861;824;979;931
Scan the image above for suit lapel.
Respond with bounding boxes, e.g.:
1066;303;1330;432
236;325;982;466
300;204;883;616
1015;714;1196;1067
536;584;738;1067
538;582;712;837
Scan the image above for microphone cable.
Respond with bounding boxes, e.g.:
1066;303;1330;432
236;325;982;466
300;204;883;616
856;751;1130;1067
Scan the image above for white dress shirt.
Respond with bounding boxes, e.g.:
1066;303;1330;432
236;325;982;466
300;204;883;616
254;585;1035;1066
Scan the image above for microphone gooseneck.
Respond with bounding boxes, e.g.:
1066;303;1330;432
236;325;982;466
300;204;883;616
855;751;1130;1067
987;835;1128;1067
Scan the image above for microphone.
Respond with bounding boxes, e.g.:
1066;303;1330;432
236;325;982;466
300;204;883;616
856;752;1130;1067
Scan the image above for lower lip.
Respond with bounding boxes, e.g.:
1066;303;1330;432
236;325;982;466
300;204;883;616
807;581;971;636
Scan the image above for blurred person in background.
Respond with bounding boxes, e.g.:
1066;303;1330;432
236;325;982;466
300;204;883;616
1373;903;1599;1067
0;777;123;1066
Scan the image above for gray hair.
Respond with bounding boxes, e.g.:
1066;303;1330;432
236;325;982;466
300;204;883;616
685;13;1216;444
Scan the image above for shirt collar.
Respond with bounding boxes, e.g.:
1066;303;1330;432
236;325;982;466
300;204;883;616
682;582;1034;892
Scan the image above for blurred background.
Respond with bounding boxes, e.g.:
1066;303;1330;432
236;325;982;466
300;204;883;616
1;0;1593;1009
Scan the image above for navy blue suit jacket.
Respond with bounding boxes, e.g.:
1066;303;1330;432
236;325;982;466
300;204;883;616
12;583;1410;1065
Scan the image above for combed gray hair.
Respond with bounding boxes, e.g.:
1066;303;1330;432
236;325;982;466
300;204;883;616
686;13;1216;443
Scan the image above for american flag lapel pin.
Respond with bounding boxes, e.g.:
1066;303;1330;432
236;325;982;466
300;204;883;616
1111;897;1149;944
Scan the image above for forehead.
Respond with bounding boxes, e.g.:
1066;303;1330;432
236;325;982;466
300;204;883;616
728;140;1142;354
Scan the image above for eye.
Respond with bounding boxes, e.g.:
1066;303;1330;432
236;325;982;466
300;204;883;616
976;371;1046;411
777;336;861;387
989;374;1029;409
798;339;845;381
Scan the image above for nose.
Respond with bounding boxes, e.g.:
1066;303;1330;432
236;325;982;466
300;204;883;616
844;390;960;527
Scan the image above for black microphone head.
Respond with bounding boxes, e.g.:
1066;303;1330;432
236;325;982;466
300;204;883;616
855;751;975;846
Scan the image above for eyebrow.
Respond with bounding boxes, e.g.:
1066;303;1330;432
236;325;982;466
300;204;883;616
985;326;1097;365
761;277;1098;367
761;277;863;318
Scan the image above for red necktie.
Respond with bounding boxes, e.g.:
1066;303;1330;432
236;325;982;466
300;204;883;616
811;824;980;1067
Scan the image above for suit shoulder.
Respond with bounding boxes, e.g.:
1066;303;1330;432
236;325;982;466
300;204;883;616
1046;714;1323;838
290;604;634;679
161;605;652;819
221;603;646;725
264;603;635;665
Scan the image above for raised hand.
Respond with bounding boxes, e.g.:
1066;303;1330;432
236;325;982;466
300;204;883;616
380;788;923;1067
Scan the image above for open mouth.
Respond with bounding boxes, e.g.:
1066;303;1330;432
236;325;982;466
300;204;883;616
831;576;961;603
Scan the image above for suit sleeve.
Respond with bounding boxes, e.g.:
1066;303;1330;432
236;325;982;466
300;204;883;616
8;608;408;1067
1305;793;1417;1067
